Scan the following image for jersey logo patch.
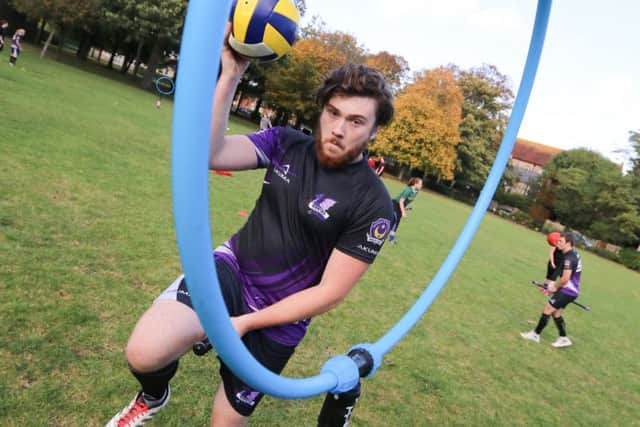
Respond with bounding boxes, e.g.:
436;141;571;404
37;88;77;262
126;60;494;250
366;218;391;246
273;162;292;184
235;388;260;407
308;194;336;220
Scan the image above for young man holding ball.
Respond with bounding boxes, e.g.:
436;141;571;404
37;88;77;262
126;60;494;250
107;25;395;427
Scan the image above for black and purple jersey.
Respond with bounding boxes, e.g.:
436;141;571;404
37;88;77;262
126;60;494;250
11;33;20;49
214;126;393;346
559;249;582;297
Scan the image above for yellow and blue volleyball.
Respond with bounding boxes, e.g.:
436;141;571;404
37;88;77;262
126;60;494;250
228;0;300;62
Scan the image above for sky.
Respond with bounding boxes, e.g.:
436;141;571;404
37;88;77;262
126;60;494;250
301;0;639;170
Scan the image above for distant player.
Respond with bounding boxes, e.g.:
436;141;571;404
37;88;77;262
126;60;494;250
9;28;25;66
388;177;422;244
259;113;272;130
521;232;582;348
374;155;385;176
0;20;8;53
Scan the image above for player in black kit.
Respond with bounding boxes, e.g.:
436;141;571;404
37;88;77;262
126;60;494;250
107;24;396;427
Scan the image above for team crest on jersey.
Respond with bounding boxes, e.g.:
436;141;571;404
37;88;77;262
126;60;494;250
366;218;391;246
308;194;336;220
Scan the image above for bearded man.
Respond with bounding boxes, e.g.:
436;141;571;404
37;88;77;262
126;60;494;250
107;27;395;427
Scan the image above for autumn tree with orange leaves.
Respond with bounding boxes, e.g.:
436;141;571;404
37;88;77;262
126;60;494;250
262;25;366;125
262;19;408;127
366;51;409;93
371;67;463;180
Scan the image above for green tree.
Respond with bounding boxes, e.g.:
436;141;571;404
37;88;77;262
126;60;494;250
628;130;640;172
628;130;640;192
629;130;640;248
11;0;103;57
451;64;514;191
538;148;640;246
101;0;186;86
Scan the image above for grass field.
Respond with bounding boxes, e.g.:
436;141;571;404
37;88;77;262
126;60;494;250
1;46;639;427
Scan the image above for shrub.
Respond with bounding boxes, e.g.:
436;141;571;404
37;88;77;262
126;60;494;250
586;246;620;263
618;248;640;271
494;191;532;212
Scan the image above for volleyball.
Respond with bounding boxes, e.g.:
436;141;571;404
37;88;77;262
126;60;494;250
228;0;300;62
547;231;560;246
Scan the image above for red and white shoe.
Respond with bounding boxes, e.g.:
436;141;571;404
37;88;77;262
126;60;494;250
106;386;170;427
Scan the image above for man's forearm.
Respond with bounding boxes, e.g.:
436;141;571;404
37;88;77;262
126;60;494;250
238;285;345;335
210;76;241;165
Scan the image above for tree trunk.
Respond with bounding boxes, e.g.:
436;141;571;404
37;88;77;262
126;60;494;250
40;30;54;58
173;61;180;83
76;32;93;60
397;166;407;181
132;39;145;77
141;40;164;90
233;90;243;112
107;39;120;69
121;53;134;74
56;26;66;60
36;19;46;44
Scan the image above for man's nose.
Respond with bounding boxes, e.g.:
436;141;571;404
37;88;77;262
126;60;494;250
331;119;346;138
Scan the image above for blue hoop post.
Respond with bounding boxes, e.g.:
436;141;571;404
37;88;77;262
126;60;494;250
368;0;553;364
172;0;552;398
171;0;337;398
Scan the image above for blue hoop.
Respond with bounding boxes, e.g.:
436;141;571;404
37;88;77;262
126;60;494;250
155;76;175;96
171;0;552;398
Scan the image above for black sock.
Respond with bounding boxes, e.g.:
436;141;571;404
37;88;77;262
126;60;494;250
534;314;550;335
553;316;567;337
131;360;179;400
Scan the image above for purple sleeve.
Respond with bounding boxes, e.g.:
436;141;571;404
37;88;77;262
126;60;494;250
246;126;284;168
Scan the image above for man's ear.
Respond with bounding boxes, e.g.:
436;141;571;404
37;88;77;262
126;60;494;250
369;127;379;141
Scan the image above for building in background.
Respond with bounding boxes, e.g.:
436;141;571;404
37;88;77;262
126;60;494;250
508;138;562;195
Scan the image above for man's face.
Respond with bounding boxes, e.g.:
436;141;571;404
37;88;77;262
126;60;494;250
557;237;571;252
315;95;378;168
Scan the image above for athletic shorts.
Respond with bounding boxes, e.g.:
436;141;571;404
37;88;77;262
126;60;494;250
549;291;577;309
156;258;295;416
392;200;402;231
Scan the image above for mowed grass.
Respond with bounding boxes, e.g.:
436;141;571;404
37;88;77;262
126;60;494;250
1;46;639;427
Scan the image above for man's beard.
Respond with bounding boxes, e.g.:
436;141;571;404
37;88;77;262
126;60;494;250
315;128;368;169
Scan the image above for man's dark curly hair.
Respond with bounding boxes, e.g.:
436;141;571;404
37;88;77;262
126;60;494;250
316;64;394;127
